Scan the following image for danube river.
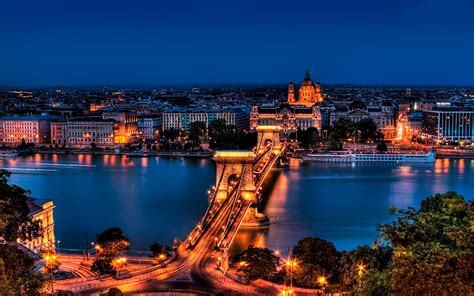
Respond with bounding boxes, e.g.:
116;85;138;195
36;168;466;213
1;154;473;253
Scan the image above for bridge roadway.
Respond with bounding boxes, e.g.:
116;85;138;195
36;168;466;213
54;146;284;294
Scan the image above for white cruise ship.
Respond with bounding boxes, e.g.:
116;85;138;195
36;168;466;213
302;150;436;163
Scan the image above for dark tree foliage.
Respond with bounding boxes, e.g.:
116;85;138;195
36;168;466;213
298;127;320;149
107;287;123;296
292;237;341;287
355;118;379;141
96;227;130;256
329;118;353;141
149;242;172;264
231;246;280;281
188;121;207;147
379;192;474;295
208;119;254;150
92;227;130;275
0;170;48;295
160;128;180;143
91;257;116;276
338;246;392;289
376;142;388;152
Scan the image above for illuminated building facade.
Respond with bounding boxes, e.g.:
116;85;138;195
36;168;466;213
250;104;322;133
251;71;324;133
66;117;117;148
102;111;139;144
25;199;56;252
422;107;474;141
0;116;52;145
162;109;248;131
329;100;397;139
137;116;161;140
50;120;68;145
288;70;324;107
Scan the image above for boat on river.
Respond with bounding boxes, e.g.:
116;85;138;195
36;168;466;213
302;149;436;163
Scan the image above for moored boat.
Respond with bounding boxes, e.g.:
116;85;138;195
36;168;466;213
302;149;436;163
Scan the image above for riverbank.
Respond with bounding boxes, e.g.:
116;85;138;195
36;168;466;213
4;148;214;159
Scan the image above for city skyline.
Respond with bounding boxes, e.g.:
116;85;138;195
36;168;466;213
1;0;474;88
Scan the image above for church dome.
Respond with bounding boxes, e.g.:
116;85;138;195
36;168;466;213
301;70;315;86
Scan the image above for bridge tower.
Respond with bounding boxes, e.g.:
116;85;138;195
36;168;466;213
256;126;281;155
213;151;256;201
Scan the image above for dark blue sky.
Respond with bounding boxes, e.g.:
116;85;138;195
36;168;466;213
1;0;473;87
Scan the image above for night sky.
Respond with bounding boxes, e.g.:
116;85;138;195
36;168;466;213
1;0;473;87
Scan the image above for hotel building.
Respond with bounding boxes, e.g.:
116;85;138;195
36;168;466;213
162;109;249;131
0;115;52;145
422;107;474;141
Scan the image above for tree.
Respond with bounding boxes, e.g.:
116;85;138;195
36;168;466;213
231;246;280;281
18;139;28;150
208;119;238;150
379;192;473;295
0;170;48;295
338;246;392;290
95;227;129;256
355;118;379;142
292;237;341;287
298;127;321;149
376;142;388;152
149;242;172;265
107;287;123;296
91;257;116;276
329;118;353;142
90;142;97;149
92;227;129;276
188;121;207;148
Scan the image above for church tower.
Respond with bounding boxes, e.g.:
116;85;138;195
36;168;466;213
288;81;295;103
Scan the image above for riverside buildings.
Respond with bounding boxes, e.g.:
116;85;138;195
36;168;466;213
162;109;249;131
422;106;474;142
0;115;53;145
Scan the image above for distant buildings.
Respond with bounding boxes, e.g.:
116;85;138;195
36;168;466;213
288;70;324;107
137;116;161;140
329;100;397;139
0;115;53;145
162;109;249;131
66;117;117;148
422;106;474;142
250;71;323;134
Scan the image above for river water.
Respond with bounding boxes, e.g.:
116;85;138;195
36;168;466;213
1;154;473;253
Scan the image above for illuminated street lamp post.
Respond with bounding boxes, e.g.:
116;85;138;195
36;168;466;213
56;240;61;255
357;262;366;287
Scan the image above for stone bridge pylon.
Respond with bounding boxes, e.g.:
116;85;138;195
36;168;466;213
213;151;256;201
256;125;281;155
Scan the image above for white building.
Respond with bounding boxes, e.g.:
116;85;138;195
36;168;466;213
162;109;248;131
0;115;52;145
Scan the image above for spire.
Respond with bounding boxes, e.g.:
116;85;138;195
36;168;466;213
304;70;311;81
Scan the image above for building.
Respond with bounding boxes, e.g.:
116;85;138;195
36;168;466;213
102;111;139;144
50;120;68;145
0;115;52;145
250;104;322;133
422;107;474;142
329;100;397;139
137;116;161;140
288;70;324;107
162;109;249;131
250;71;324;134
25;199;56;253
66;117;117;148
407;111;423;137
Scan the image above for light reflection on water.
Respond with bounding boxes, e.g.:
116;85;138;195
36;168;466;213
0;154;473;253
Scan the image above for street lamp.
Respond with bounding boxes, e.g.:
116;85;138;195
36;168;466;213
56;240;61;255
